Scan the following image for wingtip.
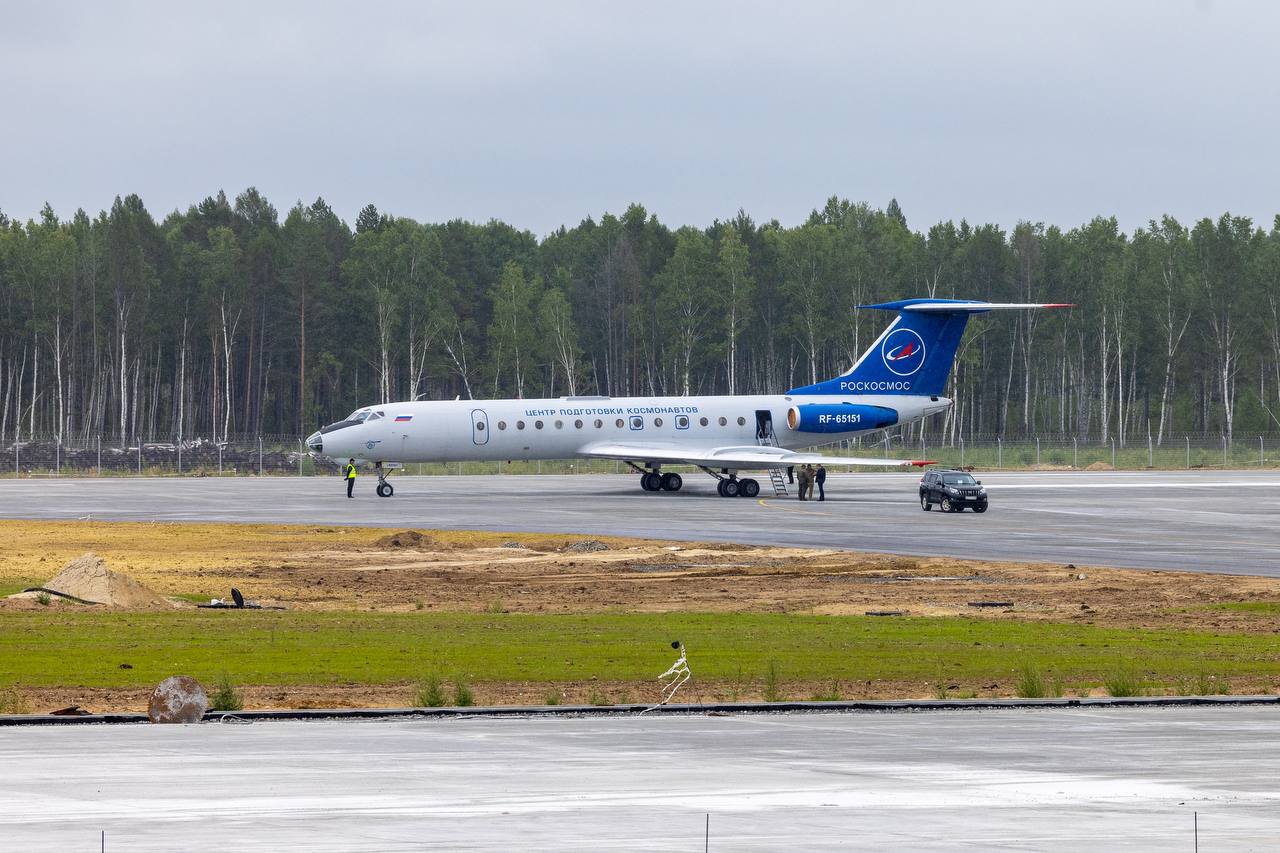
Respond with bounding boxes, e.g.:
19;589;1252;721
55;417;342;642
910;460;937;467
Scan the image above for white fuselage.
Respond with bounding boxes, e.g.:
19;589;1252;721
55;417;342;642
313;393;950;468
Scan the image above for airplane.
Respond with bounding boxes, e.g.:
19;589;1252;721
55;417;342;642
306;298;1069;498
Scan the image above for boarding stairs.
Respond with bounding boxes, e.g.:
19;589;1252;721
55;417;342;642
757;431;788;496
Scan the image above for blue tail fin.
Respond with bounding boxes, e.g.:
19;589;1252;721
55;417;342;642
788;299;990;398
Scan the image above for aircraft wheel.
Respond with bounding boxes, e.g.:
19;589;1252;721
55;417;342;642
738;478;760;498
660;472;683;492
376;483;394;498
642;472;663;492
721;479;740;498
716;480;728;497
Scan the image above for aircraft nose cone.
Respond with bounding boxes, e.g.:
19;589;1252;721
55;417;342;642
306;432;323;454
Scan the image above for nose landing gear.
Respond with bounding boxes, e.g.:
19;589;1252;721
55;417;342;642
374;462;394;498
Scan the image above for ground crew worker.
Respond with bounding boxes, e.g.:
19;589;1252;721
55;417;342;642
797;465;811;500
815;464;827;502
345;458;357;498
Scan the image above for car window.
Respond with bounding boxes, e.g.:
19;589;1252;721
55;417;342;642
942;474;977;485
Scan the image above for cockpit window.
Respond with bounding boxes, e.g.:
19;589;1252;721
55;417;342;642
346;409;373;423
367;411;385;421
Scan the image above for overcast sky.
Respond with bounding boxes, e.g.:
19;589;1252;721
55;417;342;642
3;1;1276;236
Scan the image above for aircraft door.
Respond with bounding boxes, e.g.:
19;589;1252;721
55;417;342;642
755;409;774;440
471;409;489;446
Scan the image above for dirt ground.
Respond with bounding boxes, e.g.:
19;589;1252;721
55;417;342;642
4;519;1280;712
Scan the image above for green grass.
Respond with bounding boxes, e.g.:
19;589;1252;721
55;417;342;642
1204;601;1280;614
209;672;244;711
1104;668;1146;697
416;675;446;707
0;611;1278;692
0;580;41;598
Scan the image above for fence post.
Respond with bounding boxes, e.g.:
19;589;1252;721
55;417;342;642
997;437;1002;469
178;440;182;475
959;437;964;468
137;441;142;476
298;440;304;477
55;438;60;477
1073;437;1078;469
1186;435;1190;470
1148;434;1153;468
1222;435;1227;469
258;437;263;476
218;443;223;476
1110;437;1115;469
14;439;18;477
1261;436;1265;467
1036;437;1041;466
97;435;101;476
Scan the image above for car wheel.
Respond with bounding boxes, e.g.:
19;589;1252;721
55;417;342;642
941;497;953;512
920;494;931;511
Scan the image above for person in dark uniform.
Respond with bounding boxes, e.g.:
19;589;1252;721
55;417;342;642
815;464;827;501
345;459;357;498
786;466;795;484
797;465;811;500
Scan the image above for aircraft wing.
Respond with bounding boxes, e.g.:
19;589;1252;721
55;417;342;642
576;441;930;470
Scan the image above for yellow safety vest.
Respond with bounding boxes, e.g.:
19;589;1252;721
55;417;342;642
345;464;357;479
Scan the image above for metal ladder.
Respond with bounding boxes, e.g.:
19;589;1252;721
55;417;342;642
757;431;788;496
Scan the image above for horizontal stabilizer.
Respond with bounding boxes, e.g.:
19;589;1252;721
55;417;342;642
860;299;1075;314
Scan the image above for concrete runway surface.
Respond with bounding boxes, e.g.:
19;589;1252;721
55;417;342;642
2;707;1278;851
1;470;1278;575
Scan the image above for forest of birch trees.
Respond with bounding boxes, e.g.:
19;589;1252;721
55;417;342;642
2;190;1279;445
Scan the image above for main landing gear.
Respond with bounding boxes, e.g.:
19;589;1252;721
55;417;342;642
638;469;683;492
627;463;757;497
626;462;683;492
702;467;759;499
374;462;394;498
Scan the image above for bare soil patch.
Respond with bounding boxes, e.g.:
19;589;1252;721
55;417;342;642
4;520;1280;713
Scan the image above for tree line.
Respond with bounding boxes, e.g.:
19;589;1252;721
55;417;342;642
1;191;1278;445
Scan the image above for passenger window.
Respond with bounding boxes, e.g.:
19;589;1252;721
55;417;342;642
615;418;625;428
737;416;746;426
517;420;526;430
676;415;689;429
630;416;644;430
699;417;708;427
555;420;563;429
498;421;507;430
718;416;727;426
574;419;583;429
594;419;603;428
535;420;544;430
476;422;485;431
654;417;663;427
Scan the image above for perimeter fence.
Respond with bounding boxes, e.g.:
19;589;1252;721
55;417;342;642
1;432;1278;478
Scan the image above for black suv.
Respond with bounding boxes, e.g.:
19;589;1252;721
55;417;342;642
919;469;988;513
